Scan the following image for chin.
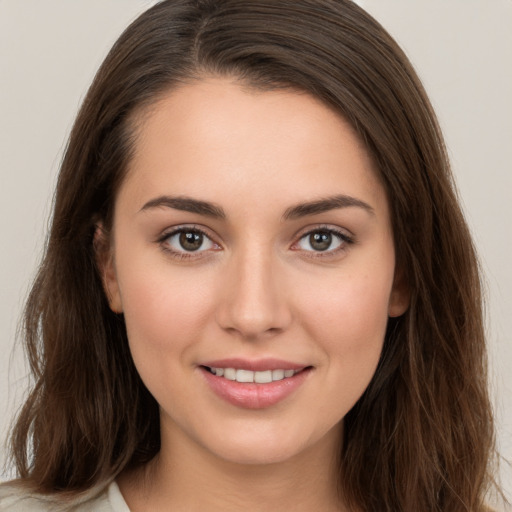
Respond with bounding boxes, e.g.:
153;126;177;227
197;420;341;468
214;440;306;466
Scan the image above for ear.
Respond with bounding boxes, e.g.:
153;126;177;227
388;267;410;318
93;223;123;313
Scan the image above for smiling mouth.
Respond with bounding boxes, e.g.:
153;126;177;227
202;366;308;384
200;364;312;408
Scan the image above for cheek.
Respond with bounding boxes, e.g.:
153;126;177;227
303;266;392;337
298;265;393;386
116;258;216;360
116;263;221;413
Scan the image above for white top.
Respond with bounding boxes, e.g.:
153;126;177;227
0;481;130;511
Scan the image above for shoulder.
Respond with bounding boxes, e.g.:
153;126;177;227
0;481;128;512
0;482;55;512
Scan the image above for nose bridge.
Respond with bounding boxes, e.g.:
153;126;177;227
216;239;291;338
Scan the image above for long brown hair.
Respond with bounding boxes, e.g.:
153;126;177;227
9;1;497;509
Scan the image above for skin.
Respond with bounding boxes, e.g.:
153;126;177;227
100;77;408;511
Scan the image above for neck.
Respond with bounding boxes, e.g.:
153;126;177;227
119;420;346;512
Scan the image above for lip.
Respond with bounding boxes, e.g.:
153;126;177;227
198;359;312;410
200;358;306;372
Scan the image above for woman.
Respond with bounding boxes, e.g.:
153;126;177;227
0;0;502;510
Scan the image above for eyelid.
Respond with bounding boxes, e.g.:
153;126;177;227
290;224;355;256
155;223;354;260
157;224;222;259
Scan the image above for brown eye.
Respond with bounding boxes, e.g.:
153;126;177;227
295;229;348;253
162;228;217;254
179;231;204;251
309;232;332;251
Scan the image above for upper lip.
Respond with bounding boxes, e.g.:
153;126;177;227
200;358;309;372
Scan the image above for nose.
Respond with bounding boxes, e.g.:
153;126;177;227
215;246;292;340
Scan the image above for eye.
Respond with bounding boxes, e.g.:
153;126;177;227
160;227;219;255
294;228;353;254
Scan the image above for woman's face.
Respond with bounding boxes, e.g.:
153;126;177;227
102;78;408;466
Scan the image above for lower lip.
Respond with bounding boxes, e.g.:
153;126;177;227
200;367;311;409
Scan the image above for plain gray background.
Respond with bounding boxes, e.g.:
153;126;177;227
1;0;510;503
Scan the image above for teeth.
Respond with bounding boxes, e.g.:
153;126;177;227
209;367;300;383
272;369;284;381
254;370;272;384
236;369;254;383
224;368;236;380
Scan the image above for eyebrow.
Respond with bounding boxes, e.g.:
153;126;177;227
139;193;374;220
140;195;226;219
282;195;375;220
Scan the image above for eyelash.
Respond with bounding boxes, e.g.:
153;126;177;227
157;225;218;261
292;226;354;258
157;225;354;261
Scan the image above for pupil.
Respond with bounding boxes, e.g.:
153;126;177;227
179;231;203;251
310;232;331;251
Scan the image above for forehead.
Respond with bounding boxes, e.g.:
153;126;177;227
119;77;386;217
